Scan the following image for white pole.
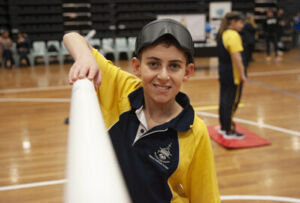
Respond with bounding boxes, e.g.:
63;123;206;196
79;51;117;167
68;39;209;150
65;78;131;203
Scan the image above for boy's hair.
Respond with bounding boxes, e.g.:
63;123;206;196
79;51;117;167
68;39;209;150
135;19;194;64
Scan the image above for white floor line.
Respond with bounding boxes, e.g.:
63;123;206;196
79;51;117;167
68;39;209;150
249;69;300;77
0;179;66;191
221;195;300;202
189;75;218;80
1;180;300;202
0;69;298;93
196;111;300;137
0;85;71;94
0;98;70;103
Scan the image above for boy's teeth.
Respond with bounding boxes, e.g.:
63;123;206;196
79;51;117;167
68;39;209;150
155;85;169;90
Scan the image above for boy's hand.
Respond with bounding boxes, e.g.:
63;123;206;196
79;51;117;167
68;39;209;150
68;54;102;89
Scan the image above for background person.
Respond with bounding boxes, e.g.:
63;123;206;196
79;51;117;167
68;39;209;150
16;32;31;67
215;11;247;140
0;30;15;68
264;9;281;61
241;12;257;67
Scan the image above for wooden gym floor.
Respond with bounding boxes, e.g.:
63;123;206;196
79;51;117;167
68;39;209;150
0;49;299;203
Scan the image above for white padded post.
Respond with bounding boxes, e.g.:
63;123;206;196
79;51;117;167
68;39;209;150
65;78;131;203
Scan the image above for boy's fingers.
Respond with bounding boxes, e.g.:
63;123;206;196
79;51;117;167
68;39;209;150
87;66;97;80
78;66;89;79
94;71;102;89
94;80;98;89
68;66;75;84
72;66;80;81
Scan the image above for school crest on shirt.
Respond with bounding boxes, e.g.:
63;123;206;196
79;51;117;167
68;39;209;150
149;143;172;170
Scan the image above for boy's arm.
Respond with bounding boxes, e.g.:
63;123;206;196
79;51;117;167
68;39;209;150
230;52;247;83
63;32;102;88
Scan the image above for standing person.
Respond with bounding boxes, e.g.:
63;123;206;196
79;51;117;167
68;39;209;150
277;8;285;43
215;11;247;140
294;12;300;47
264;9;281;61
64;19;220;203
0;30;15;68
241;13;257;67
16;32;31;67
277;8;286;54
0;33;2;65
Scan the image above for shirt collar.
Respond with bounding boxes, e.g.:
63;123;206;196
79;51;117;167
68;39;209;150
129;87;194;132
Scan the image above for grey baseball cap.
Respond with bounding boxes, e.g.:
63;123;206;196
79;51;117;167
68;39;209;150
135;19;194;63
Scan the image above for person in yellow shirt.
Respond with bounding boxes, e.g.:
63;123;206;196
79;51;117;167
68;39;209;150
64;19;220;202
215;12;247;139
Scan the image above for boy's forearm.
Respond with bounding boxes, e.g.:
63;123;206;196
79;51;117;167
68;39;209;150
63;32;93;60
64;32;102;87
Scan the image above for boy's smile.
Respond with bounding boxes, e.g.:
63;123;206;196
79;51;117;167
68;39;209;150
132;44;194;106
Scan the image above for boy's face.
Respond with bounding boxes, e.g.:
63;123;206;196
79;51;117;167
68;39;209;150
132;43;194;105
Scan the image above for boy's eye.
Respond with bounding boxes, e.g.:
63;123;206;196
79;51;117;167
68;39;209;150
148;62;158;68
170;63;180;70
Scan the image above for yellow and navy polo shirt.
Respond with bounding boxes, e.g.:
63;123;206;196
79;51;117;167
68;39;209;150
92;48;220;203
217;29;244;85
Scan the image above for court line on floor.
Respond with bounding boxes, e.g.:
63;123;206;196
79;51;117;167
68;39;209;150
1;69;299;94
221;195;300;202
0;179;66;191
194;104;244;111
0;97;298;137
197;111;300;137
249;69;300;77
0;180;300;202
0;111;299;200
0;98;70;103
248;78;300;99
0;85;71;94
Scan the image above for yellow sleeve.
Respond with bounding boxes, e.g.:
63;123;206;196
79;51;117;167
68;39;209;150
92;48;142;128
223;30;243;54
223;30;243;85
188;119;220;203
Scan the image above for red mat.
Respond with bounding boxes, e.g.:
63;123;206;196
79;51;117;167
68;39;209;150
208;124;271;149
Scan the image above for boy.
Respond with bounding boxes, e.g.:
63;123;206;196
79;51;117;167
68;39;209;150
64;19;220;203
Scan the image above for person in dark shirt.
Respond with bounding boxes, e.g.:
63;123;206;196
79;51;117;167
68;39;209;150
241;13;257;67
277;8;285;42
16;32;31;67
64;19;220;202
264;9;281;61
294;12;300;47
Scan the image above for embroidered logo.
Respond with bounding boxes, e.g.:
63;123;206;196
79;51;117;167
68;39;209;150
149;143;172;170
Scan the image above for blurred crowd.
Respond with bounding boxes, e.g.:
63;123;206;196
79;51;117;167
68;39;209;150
0;30;31;68
241;8;300;64
1;8;300;68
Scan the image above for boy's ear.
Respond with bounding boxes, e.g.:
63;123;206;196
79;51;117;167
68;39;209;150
183;63;194;81
131;57;141;77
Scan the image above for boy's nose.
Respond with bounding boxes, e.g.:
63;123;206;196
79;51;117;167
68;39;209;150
157;67;170;81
